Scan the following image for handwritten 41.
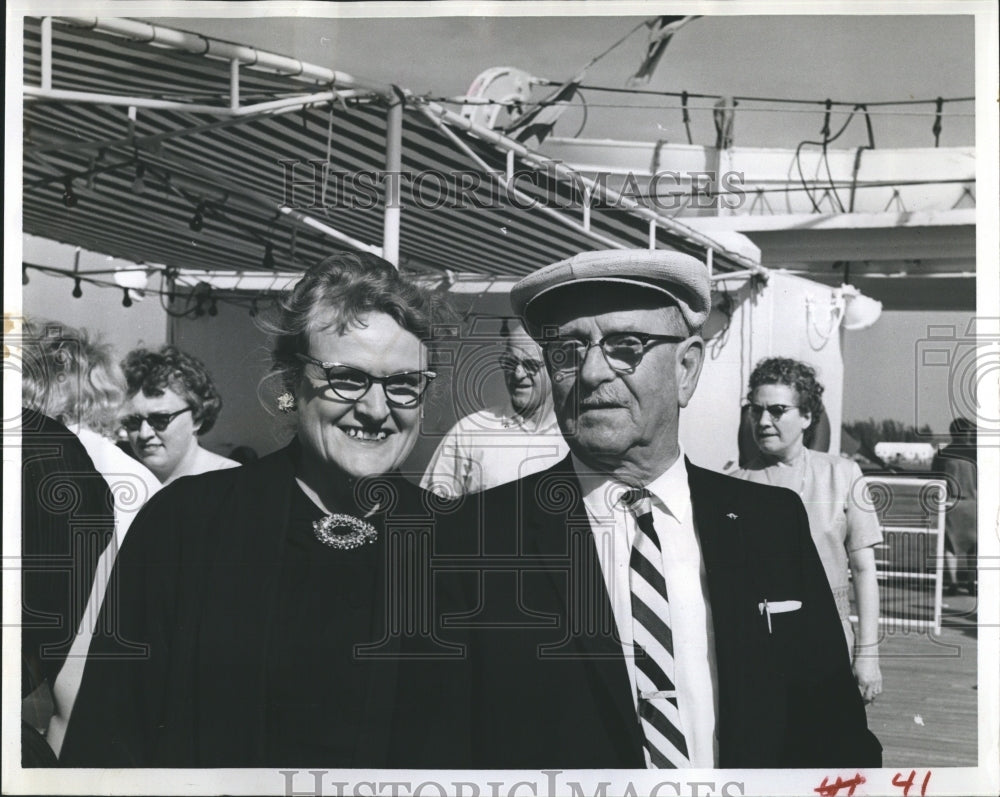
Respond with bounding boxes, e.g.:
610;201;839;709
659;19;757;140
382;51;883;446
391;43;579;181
813;770;931;797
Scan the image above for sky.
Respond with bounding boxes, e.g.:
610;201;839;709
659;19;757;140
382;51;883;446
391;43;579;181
149;11;976;151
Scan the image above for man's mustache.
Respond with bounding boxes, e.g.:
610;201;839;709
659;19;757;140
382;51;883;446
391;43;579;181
568;387;630;411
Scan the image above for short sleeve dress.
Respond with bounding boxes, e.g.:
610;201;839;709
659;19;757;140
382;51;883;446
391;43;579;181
735;449;883;651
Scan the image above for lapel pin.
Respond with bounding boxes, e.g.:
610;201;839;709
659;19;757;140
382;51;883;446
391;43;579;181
726;512;738;520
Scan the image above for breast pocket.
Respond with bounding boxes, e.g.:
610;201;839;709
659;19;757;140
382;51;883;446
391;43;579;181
760;600;807;674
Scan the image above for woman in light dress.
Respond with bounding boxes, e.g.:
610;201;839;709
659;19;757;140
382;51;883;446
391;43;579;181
734;357;883;704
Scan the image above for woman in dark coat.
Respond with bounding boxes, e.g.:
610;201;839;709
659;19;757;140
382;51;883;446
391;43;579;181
60;253;468;767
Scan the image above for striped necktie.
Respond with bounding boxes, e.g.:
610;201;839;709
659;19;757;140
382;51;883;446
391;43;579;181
623;488;690;769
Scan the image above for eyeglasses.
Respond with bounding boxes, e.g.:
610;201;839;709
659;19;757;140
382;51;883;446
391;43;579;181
542;332;688;375
120;407;192;432
747;403;800;421
498;354;544;375
296;354;436;408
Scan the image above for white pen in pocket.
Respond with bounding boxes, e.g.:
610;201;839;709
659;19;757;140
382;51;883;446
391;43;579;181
757;599;803;633
640;690;678;701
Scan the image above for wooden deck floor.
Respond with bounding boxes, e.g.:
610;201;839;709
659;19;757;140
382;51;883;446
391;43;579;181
865;593;979;767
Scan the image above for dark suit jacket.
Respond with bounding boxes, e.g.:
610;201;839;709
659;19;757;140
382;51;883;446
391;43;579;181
60;444;470;768
21;409;114;692
439;455;882;769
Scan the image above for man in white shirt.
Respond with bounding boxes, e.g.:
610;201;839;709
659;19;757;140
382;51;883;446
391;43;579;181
421;319;569;496
451;249;881;769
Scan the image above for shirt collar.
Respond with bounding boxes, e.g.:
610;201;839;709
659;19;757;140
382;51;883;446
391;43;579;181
573;447;691;524
500;396;561;434
645;447;693;524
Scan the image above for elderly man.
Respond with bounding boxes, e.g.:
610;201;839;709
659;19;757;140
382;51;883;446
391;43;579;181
421;318;569;496
453;249;881;769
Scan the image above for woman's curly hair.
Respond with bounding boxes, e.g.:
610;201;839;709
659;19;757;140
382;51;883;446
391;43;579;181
21;320;126;437
259;251;452;397
747;357;825;441
122;346;223;435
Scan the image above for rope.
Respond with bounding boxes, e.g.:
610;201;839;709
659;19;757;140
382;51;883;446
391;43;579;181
582;19;651;70
429;96;974;118
555;83;975;108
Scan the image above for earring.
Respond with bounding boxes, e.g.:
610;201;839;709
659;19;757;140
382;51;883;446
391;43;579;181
277;392;297;413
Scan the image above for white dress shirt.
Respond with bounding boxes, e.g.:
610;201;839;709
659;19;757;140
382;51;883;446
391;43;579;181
574;449;720;768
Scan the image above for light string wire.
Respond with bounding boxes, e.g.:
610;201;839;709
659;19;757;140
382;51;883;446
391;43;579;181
435;95;974;118
23;261;282;318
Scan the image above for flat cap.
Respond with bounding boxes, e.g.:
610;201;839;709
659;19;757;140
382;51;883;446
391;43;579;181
511;249;711;330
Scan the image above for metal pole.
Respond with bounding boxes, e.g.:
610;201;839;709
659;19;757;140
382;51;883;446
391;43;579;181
418;105;626;251
709;268;758;283
279;207;383;257
25;86;235;114
41;17;52;90
229;58;240;112
382;98;403;267
55;17;394;99
24;86;338;117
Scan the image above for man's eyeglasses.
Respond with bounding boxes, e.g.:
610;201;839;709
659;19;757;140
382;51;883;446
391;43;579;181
542;332;688;375
120;407;192;433
747;403;800;421
498;354;544;375
296;354;436;408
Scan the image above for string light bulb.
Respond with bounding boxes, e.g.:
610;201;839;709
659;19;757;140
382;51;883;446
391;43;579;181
132;163;146;195
72;278;83;298
262;241;275;270
122;288;133;308
164;267;178;304
62;178;78;208
189;201;206;232
208;297;219;317
22;267;30;285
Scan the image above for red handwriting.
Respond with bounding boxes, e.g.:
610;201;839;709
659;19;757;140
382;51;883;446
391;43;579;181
892;770;932;796
814;774;866;797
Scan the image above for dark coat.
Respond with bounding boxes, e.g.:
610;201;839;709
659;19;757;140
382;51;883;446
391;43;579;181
59;445;470;768
439;456;882;769
21;409;114;692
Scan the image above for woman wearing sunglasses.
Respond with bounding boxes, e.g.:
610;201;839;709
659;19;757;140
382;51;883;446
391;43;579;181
733;357;883;706
120;346;239;484
60;253;466;767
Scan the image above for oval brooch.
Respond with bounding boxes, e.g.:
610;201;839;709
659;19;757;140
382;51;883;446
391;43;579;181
313;514;379;550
